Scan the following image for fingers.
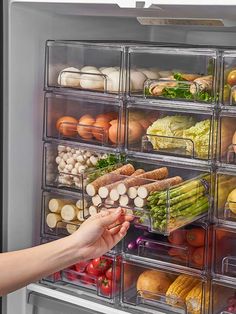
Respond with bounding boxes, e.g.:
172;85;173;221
112;221;130;244
97;207;123;228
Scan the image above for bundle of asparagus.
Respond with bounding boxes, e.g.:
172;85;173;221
144;176;210;233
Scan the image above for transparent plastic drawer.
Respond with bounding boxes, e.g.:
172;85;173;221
123;222;211;271
42;141;121;192
43;92;123;149
45;40;126;95
218;114;236;166
221;51;236;107
121;259;209;314
126;104;215;162
213;226;236;278
211;280;236;314
86;158;211;235
215;171;236;226
61;254;121;301
41;189;88;238
128;46;217;105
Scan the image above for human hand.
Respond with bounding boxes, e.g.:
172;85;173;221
70;207;132;261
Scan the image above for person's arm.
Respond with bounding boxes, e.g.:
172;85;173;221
0;207;131;296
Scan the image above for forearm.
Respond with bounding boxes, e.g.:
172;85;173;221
0;236;81;296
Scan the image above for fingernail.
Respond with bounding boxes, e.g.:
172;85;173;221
115;207;121;214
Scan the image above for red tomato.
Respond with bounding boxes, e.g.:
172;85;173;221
92;257;112;274
100;277;112;297
106;266;121;281
53;271;61;281
74;261;88;272
168;230;186;245
65;271;77;281
86;262;101;276
81;274;96;286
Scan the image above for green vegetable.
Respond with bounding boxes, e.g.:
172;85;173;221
95;154;124;169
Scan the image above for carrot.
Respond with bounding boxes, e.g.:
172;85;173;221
137;176;183;199
86;164;135;196
186;228;205;247
191;247;204;267
117;167;169;195
168;230;186;245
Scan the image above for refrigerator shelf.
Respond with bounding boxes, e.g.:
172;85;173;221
126;103;216;164
45;40;126;97
123;222;212;273
127;46;218;106
121;257;209;314
43;92;124;150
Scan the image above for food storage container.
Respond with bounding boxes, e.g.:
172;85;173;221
211;279;236;314
41;189;88;238
43;92;123;150
45;40;126;96
218;113;236;167
42;140;121;192
215;171;236;226
85;157;212;235
213;226;236;279
61;253;121;302
123;222;211;272
126;103;215;163
121;258;209;314
220;51;236;107
127;46;218;106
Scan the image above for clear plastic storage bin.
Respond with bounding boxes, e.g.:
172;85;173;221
211;280;236;314
126;104;215;162
41;189;88;237
121;258;209;314
221;51;236;107
218;113;236;166
43;92;123;149
213;226;236;279
85;158;211;235
215;171;236;226
45;40;126;95
42;140;121;192
123;222;211;272
127;46;218;105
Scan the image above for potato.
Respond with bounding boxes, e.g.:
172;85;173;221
136;270;173;300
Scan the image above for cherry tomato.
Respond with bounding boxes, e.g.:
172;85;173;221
99;277;112;297
81;274;96;286
106;266;121;281
86;262;101;276
92;257;111;274
53;271;61;281
65;271;78;281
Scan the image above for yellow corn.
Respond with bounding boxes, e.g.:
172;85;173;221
186;282;210;314
166;275;199;306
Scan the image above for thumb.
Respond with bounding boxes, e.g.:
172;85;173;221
98;207;122;228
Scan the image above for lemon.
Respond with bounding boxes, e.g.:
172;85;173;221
227;188;236;214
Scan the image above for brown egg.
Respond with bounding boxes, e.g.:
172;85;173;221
56;116;78;137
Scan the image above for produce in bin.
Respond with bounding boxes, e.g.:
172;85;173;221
226;292;236;313
223;68;236;105
61;255;120;298
144;72;213;102
220;118;236;159
145;115;211;159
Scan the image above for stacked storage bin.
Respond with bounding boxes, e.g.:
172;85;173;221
39;39;232;313
40;40;127;303
211;51;236;314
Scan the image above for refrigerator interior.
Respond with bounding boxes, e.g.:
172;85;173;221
5;1;236;314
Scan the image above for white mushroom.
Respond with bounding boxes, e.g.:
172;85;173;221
85;151;92;158
90;155;98;166
65;164;73;172
86;159;92;167
67;158;76;166
63;154;68;162
66;146;72;152
71;168;78;175
78;165;87;174
58;145;66;153
55;156;61;164
77;155;85;164
130;71;147;91
57;67;80;87
59;160;66;170
80;69;104;90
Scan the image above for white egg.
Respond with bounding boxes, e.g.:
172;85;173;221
80;69;104;90
107;71;121;92
57;67;80;87
130;71;147;91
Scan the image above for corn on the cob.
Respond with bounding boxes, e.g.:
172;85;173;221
186;282;210;314
166;275;199;306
